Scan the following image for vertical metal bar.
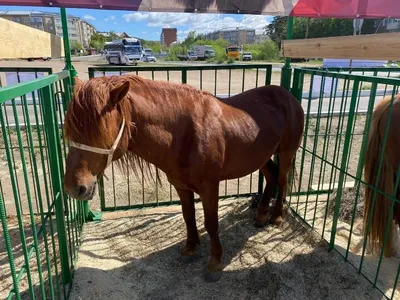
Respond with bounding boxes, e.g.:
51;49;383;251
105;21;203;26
303;72;326;220
60;8;77;78
214;69;217;96
373;165;400;287
322;77;350;239
344;81;378;260
41;85;72;283
112;163;116;209
4;106;23;214
23;89;55;299
265;65;272;85
359;88;397;273
0;104;35;298
0;193;21;299
280;16;293;90
391;264;400;300
200;70;203;90
32;87;62;298
13;94;47;296
295;74;314;213
329;79;360;251
182;70;187;84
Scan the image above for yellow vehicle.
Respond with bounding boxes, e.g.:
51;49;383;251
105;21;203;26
226;46;242;60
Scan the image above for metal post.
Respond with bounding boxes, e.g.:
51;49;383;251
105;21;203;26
280;16;293;91
60;8;77;78
42;85;72;284
60;8;102;222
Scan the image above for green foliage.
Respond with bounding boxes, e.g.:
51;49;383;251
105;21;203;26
89;31;128;50
70;40;84;51
194;38;229;62
142;40;167;54
89;32;107;50
166;44;188;61
265;16;379;48
243;40;279;61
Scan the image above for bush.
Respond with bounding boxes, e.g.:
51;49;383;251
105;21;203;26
243;40;279;61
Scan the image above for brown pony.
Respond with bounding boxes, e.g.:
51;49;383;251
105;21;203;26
63;74;304;282
364;93;400;258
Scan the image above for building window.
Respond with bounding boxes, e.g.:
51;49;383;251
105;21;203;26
31;17;42;23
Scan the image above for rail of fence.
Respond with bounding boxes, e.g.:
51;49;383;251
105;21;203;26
0;70;82;300
288;67;400;300
87;64;273;211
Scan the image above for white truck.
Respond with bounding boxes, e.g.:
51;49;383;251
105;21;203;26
104;38;143;65
192;45;215;60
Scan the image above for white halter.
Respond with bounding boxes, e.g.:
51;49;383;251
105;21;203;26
69;118;126;169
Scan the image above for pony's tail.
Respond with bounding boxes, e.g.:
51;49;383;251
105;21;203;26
363;96;394;257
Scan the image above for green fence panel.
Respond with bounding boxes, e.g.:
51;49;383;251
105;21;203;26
87;64;273;212
0;70;83;299
288;67;400;300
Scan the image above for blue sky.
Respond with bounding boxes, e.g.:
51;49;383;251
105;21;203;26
0;5;273;41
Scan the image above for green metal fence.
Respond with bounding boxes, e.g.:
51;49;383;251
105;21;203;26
0;69;83;299
288;67;400;299
88;64;273;211
2;63;400;299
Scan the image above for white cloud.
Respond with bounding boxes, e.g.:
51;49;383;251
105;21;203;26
83;14;96;21
123;12;270;40
105;16;116;22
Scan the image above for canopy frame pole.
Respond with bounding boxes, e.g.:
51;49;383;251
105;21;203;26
280;16;294;90
60;8;77;78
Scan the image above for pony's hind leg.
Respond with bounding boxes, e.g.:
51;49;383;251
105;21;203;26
270;151;296;226
175;187;200;263
255;159;279;227
199;182;224;282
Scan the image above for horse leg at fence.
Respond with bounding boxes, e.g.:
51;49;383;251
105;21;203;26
200;182;223;282
254;159;279;228
175;187;200;263
269;151;296;226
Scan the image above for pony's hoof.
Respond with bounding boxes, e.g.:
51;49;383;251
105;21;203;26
179;254;196;264
204;270;223;282
253;220;267;228
270;215;284;227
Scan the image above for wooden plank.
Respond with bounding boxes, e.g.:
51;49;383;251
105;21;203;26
281;32;400;60
0;18;64;59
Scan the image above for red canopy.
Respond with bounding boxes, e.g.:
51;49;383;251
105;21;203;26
0;0;399;18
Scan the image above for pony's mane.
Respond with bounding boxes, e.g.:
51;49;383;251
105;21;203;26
64;74;172;185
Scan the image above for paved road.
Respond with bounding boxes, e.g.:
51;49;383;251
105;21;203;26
2;92;384;129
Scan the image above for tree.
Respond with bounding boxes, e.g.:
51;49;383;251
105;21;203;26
70;40;84;52
141;40;167;53
265;16;380;47
89;32;107;50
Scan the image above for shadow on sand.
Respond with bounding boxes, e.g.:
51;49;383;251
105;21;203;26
57;199;384;300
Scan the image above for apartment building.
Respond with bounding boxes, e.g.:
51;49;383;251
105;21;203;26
160;28;177;46
204;29;256;45
0;10;96;48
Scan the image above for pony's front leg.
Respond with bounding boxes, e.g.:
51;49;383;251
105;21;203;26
200;183;223;282
175;187;200;263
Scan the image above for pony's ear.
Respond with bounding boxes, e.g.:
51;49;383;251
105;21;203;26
109;81;130;106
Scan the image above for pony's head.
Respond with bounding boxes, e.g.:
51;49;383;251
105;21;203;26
63;76;132;200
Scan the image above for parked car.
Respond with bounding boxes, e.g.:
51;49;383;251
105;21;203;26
143;54;157;62
242;52;252;61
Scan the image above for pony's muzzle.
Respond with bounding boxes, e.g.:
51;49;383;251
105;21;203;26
65;181;97;201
